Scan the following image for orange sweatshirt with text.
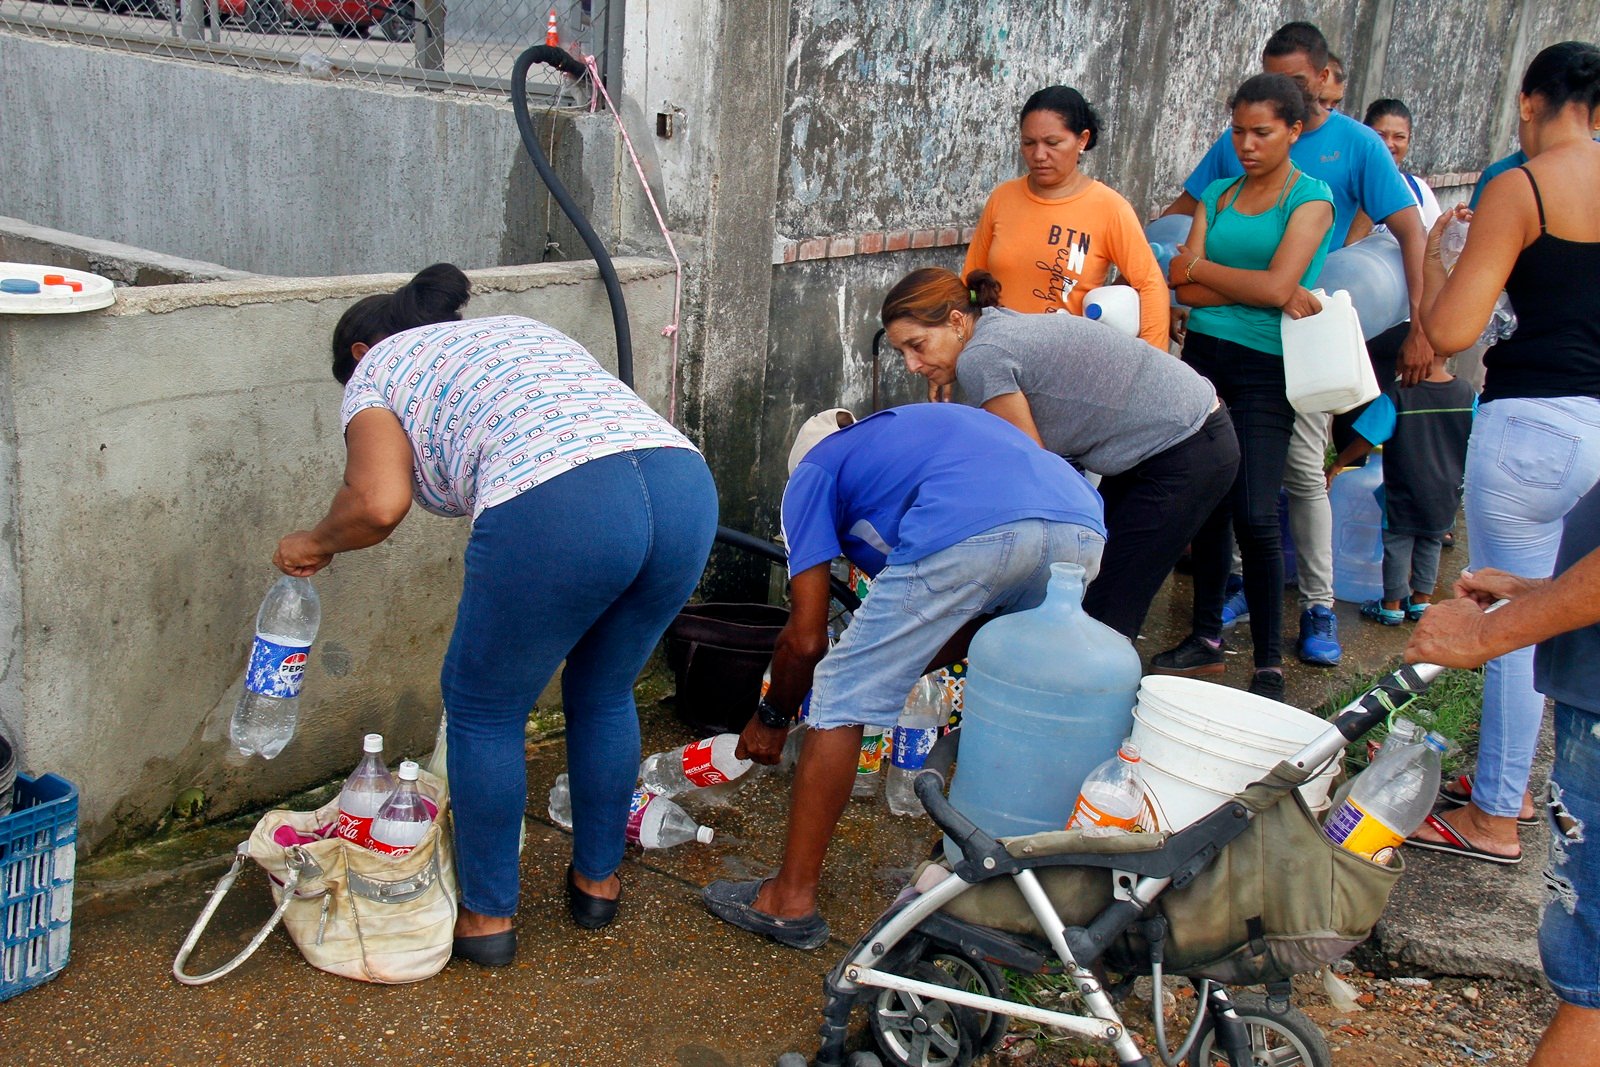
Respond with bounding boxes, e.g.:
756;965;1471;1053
963;177;1170;350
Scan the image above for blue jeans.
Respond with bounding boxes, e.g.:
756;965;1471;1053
442;447;717;917
1465;397;1600;817
806;519;1105;731
1540;702;1600;1007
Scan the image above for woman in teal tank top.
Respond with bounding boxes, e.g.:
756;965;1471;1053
1149;73;1334;699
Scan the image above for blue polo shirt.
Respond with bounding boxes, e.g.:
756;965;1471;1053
1182;110;1414;248
780;404;1104;578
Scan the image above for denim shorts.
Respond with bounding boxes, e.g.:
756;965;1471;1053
806;518;1105;731
1540;701;1600;1007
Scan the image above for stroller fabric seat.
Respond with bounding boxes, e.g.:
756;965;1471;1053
925;762;1402;985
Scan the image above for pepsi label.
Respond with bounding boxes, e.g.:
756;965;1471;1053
889;725;937;771
245;634;312;698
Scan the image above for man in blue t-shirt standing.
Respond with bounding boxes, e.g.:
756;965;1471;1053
1163;21;1428;669
703;404;1106;950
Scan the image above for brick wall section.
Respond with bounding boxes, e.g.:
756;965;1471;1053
775;225;978;265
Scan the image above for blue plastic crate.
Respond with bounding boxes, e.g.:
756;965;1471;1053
0;772;77;1003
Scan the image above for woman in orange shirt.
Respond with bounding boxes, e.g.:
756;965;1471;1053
964;86;1170;349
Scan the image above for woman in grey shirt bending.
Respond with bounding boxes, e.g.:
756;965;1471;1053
882;266;1238;640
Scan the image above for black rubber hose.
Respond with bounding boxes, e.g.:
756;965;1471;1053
510;44;633;389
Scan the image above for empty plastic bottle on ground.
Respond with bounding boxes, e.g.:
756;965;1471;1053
369;760;433;857
548;773;575;830
627;791;714;848
639;734;753;796
1323;729;1449;864
1067;739;1147;836
230;575;321;759
885;676;949;817
852;727;886;799
336;733;395;849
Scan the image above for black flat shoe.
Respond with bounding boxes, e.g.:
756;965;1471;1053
452;928;517;967
567;865;621;930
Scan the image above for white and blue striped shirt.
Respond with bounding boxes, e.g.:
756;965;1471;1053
340;315;697;519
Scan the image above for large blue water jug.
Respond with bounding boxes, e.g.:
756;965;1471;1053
1331;453;1385;603
1317;232;1409;341
947;563;1141;848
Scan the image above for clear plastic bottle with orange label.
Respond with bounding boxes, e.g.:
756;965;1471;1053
1066;740;1146;837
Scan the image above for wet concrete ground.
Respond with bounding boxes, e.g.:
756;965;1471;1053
1;542;1548;1066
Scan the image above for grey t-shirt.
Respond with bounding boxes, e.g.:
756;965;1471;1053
957;307;1216;476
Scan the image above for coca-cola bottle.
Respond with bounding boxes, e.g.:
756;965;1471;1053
336;733;394;848
639;735;753;796
369;760;433;857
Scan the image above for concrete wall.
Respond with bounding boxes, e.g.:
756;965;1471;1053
0;32;646;278
0;258;676;849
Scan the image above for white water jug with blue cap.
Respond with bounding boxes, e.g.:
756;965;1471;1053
946;562;1141;853
1281;289;1381;415
1082;285;1140;338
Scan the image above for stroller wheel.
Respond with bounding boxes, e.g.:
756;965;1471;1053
1193;992;1332;1067
867;961;986;1067
918;952;1008;1054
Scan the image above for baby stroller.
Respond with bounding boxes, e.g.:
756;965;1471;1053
783;661;1447;1067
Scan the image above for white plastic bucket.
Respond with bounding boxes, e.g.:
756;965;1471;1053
1130;676;1338;831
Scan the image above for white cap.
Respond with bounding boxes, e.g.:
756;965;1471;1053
396;759;420;781
363;733;384;754
695;826;715;844
787;408;856;475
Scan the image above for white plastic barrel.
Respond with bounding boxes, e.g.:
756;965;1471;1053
1129;676;1339;831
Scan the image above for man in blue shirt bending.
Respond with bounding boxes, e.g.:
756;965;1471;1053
703;404;1106;949
1164;21;1429;670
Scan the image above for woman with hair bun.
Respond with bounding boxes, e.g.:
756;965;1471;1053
275;264;718;964
963;85;1171;349
880;265;1237;640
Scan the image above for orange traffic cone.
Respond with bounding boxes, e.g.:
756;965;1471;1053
545;8;559;46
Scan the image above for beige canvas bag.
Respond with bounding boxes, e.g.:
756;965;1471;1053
173;769;457;985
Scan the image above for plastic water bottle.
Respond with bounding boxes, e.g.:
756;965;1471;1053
1324;730;1448;864
1330;453;1385;603
1149;240;1179;275
548;773;574;829
1439;216;1469;271
369;760;433;857
1316;231;1409;340
1067;739;1147;836
1082;285;1141;338
627;791;714;848
639;734;753;796
852;727;886;799
885;677;948;817
230;576;321;759
335;733;395;848
1330;717;1420;812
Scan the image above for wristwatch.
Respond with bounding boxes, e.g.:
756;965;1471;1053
756;697;794;729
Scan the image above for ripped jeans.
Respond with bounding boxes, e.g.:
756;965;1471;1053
1540;702;1600;1007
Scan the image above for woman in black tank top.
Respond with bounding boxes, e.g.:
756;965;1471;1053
1407;44;1600;884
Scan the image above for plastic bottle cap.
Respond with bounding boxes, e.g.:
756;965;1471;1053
695;826;715;844
1;279;41;294
363;733;384;753
396;760;420;780
1085;304;1103;320
42;274;65;285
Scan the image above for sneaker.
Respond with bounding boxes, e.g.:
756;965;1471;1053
1405;598;1429;623
1360;600;1405;626
1248;669;1286;701
1151;634;1226;676
1297;605;1342;666
1220;575;1249;631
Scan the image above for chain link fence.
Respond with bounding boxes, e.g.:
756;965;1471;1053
0;0;612;95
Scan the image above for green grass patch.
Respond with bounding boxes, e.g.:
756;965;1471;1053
1315;666;1483;778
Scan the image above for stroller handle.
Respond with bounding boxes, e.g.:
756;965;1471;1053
914;729;1013;874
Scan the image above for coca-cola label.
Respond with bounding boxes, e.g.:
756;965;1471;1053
335;811;376;849
889;726;937;771
366;835;417;858
680;738;727;787
245;635;312;698
624;790;654;843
